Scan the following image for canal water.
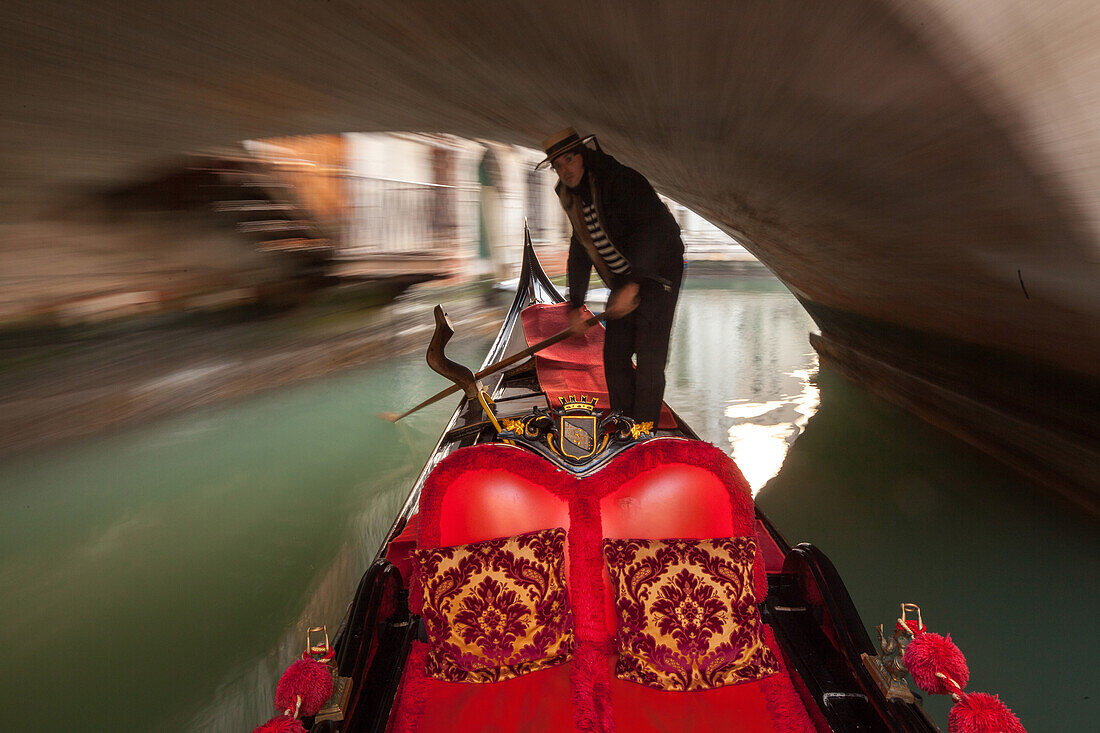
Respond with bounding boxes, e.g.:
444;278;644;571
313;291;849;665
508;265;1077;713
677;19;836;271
1;272;1094;731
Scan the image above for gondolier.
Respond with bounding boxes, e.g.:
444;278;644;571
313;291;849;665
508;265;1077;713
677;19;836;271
537;128;685;427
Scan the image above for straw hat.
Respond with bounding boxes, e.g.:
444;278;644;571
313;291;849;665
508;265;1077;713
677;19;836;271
535;127;596;170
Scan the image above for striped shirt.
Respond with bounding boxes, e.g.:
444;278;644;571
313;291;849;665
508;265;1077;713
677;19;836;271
582;202;631;275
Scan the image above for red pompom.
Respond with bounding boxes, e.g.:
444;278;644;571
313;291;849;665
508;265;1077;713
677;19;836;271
903;632;969;695
252;715;308;733
274;657;334;717
948;692;1026;733
896;619;926;636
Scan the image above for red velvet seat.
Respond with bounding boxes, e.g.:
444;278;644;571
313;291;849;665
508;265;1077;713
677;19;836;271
436;468;570;548
388;440;816;733
609;662;776;732
395;643;575;733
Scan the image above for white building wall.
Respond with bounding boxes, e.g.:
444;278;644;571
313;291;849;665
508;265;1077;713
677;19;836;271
339;132;748;277
346;133;432;183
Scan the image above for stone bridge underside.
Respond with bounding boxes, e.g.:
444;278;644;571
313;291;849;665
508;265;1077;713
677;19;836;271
2;2;1098;511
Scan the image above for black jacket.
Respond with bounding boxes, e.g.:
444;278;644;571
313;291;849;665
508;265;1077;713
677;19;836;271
557;149;684;307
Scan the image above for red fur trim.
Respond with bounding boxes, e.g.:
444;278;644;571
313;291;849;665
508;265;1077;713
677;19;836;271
568;493;606;643
567;494;615;731
759;626;817;733
386;642;431;733
570;641;615;732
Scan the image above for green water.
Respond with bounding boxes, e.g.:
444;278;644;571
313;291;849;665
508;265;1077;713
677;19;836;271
0;340;488;731
0;278;1094;731
755;370;1099;730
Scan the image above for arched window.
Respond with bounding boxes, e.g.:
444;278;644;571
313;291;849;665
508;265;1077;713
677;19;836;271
477;149;504;270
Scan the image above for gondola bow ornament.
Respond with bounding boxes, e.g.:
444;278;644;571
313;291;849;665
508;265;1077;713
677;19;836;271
252;627;337;733
864;604;1026;733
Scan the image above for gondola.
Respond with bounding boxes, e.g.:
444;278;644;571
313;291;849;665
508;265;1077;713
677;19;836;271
283;228;946;733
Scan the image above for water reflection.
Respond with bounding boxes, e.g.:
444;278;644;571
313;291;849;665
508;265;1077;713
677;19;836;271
727;362;820;492
666;277;821;492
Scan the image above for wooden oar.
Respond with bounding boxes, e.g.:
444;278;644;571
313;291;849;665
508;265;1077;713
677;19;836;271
379;311;606;422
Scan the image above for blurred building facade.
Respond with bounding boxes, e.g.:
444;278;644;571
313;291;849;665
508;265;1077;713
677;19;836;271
246;132;752;284
0;133;751;331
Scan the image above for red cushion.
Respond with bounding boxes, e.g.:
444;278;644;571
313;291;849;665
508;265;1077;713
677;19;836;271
602;536;779;691
412;529;574;683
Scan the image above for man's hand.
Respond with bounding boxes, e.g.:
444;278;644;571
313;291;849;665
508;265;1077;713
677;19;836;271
605;282;640;319
567;306;592;336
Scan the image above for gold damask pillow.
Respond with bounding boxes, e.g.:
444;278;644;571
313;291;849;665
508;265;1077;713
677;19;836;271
602;537;779;690
413;528;574;682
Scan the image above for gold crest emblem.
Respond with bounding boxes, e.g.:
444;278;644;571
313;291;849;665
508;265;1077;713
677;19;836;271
557;394;599;460
560;414;598;459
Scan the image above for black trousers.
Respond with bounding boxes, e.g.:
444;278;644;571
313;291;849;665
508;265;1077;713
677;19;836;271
603;274;682;426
